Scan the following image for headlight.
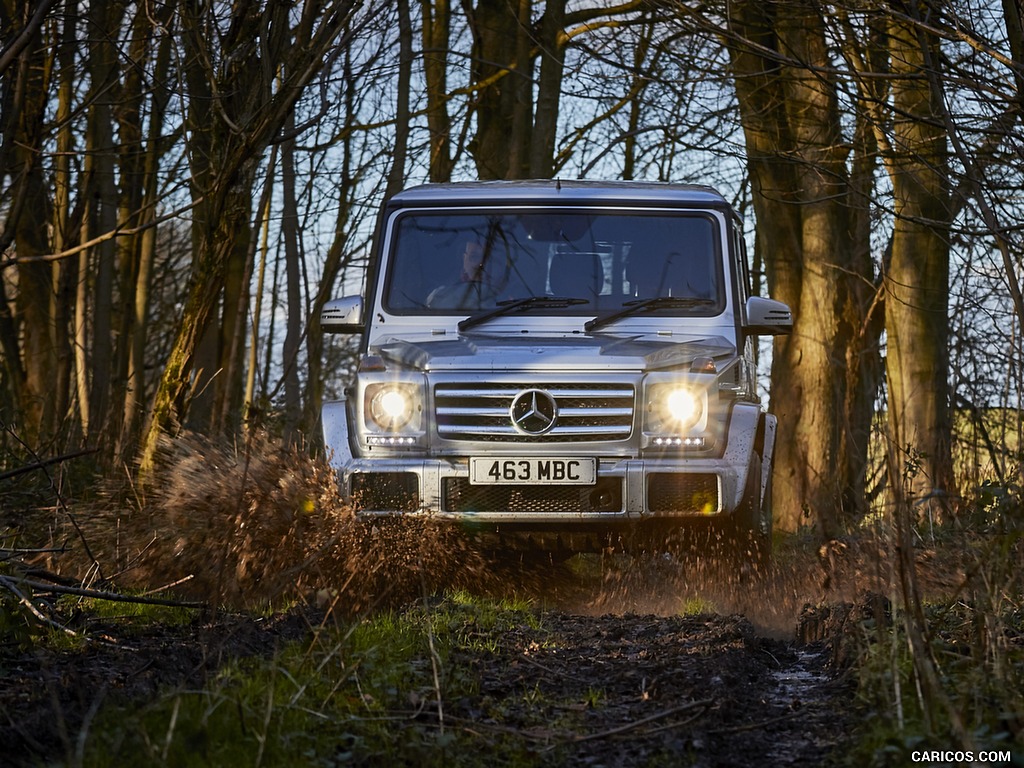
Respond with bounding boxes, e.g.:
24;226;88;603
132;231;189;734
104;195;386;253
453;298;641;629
655;385;704;434
366;383;420;430
643;377;718;452
666;388;700;425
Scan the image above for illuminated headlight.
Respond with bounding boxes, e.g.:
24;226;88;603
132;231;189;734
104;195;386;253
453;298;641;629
366;384;420;431
666;388;700;426
652;384;704;430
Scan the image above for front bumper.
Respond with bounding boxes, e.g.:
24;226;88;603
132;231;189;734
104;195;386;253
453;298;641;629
323;400;768;526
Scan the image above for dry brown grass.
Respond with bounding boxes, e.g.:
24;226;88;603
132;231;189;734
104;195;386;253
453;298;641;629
74;431;494;614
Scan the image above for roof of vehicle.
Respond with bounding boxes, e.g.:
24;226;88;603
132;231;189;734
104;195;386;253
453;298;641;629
387;179;731;209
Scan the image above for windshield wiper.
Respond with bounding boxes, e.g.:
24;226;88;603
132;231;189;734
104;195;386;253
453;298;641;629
584;296;716;332
458;296;589;331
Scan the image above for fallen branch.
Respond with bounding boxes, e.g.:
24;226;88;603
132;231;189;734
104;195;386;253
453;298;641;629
543;698;715;750
0;575;80;639
14;566;82;587
0;574;206;610
707;710;801;735
0;448;100;481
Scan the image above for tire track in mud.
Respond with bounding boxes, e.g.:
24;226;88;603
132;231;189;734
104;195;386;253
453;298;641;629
457;551;864;766
449;607;851;766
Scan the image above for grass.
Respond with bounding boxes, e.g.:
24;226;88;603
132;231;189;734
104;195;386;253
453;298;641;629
72;593;558;767
56;593;198;627
678;596;716;616
841;600;1024;766
837;512;1024;767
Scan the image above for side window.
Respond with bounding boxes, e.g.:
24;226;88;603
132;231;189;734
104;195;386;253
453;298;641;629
732;219;751;301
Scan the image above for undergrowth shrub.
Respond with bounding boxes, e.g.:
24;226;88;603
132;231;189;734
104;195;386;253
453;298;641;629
843;491;1024;766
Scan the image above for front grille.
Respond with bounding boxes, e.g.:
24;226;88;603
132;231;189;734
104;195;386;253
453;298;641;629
443;477;622;513
647;473;719;514
435;383;634;442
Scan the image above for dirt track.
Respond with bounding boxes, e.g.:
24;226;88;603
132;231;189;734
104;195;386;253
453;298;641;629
0;604;853;767
445;609;850;766
0;543;887;767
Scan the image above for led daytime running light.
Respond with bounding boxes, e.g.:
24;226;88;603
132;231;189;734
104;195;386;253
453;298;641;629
652;436;706;448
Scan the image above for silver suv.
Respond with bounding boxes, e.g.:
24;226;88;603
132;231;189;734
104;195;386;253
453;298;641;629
321;181;792;557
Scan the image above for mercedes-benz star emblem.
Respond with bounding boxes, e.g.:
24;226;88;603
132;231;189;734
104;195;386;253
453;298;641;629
510;389;558;435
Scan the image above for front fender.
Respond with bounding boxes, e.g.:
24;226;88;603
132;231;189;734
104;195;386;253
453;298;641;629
760;412;778;505
322;399;353;472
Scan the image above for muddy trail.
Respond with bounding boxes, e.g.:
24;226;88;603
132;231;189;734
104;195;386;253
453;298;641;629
442;607;848;767
0;598;848;767
0;532;947;767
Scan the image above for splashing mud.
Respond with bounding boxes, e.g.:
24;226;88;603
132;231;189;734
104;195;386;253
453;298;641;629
495;531;965;642
74;432;966;634
75;433;499;613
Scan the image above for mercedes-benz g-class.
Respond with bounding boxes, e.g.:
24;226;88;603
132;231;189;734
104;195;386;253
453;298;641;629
320;180;792;557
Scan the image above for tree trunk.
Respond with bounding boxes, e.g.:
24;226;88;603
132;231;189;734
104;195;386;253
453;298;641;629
725;1;803;531
211;180;253;435
840;101;885;519
281;122;304;441
386;0;412;198
725;0;877;534
883;12;955;512
530;0;566;179
121;21;173;458
141;0;362;470
775;1;855;536
466;0;534;179
245;148;277;431
3;0;56;446
420;0;453;182
303;31;364;438
84;0;125;447
50;1;77;442
621;13;653;181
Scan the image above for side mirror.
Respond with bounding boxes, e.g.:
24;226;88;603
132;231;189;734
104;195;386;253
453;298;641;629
745;297;792;335
320;296;364;333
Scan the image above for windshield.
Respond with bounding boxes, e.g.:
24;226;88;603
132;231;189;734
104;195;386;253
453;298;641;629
382;210;724;316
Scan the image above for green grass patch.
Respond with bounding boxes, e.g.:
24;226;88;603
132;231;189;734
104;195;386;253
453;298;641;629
678;596;716;616
72;593;563;767
58;593;197;627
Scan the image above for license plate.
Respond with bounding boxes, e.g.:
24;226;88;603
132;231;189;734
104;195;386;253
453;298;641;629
469;457;597;485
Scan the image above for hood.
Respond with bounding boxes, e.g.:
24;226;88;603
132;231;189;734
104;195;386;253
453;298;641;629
371;333;736;373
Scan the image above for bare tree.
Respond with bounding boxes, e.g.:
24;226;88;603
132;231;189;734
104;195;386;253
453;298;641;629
880;5;957;513
722;0;877;533
140;0;368;470
1;0;58;446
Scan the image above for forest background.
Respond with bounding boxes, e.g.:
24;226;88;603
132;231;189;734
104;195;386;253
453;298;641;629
1;0;1022;536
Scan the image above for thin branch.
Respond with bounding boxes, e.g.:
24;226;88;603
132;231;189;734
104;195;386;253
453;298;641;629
0;575;80;638
3;574;206;610
0;448;99;481
0;0;60;76
552;699;714;748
